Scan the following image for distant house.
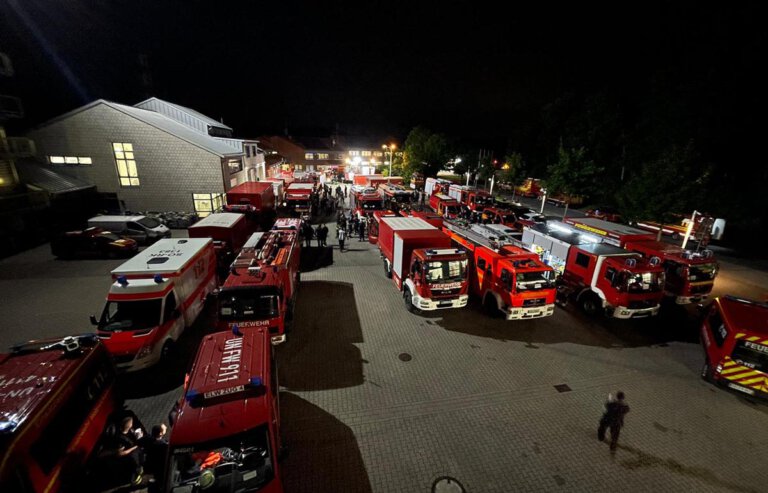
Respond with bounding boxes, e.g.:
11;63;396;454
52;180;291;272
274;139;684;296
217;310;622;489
28;97;265;216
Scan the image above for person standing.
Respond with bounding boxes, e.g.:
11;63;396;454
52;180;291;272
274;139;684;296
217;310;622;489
303;223;313;248
358;219;366;241
337;226;347;252
598;391;630;453
144;424;169;485
116;416;145;485
319;224;329;246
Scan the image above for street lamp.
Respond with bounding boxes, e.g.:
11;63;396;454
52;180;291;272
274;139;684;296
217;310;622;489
382;144;396;182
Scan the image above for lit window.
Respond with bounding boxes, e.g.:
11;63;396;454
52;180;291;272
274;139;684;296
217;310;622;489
228;158;243;174
349;150;359;156
49;156;92;166
305;153;314;160
317;153;329;159
374;151;383;157
113;143;139;187
193;192;225;218
361;151;371;157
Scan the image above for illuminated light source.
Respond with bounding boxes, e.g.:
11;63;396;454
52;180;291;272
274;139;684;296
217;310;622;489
548;223;573;234
249;377;263;387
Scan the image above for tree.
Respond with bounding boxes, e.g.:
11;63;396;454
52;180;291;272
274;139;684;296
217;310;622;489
616;142;710;240
403;126;453;179
499;152;525;189
545;144;604;215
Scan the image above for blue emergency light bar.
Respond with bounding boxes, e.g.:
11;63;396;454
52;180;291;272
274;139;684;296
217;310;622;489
232;324;243;336
153;274;165;283
185;389;200;403
117;275;129;287
249;377;263;387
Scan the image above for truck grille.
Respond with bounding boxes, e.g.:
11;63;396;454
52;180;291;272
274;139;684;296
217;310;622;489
523;298;546;307
628;299;657;310
432;288;461;297
690;284;712;295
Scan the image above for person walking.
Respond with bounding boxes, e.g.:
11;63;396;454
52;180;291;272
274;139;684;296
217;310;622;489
337;226;347;252
303;223;314;248
358;219;366;241
319;224;329;246
598;391;630;453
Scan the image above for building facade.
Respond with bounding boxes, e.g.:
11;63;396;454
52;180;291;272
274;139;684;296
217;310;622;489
28;98;262;216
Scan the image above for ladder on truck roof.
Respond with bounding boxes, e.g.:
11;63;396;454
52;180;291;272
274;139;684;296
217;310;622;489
232;229;297;274
443;221;527;252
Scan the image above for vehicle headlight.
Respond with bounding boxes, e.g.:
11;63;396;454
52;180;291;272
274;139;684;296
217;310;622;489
136;345;154;359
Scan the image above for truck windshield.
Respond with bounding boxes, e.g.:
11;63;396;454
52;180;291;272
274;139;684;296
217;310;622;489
288;199;310;209
475;196;493;206
138;217;161;229
731;340;768;373
219;289;280;320
688;262;718;281
621;271;664;293
425;259;468;283
99;299;162;331
515;270;555;291
362;200;383;210
169;425;274;493
502;214;516;224
444;205;460;216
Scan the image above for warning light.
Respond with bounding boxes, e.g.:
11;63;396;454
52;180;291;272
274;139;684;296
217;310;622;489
117;275;129;287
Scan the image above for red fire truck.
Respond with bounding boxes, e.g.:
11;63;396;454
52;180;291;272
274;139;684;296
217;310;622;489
217;219;301;345
425;177;452;196
225;182;276;216
447;184;493;214
188;212;249;281
521;222;665;318
378;216;469;312
283;182;315;217
514;178;543;198
351;188;385;218
368;210;399;244
700;296;768;399
443;222;557;319
0;334;124;492
93;238;218;371
429;193;461;219
379;183;413;206
564;217;719;304
400;209;444;229
167;327;283;492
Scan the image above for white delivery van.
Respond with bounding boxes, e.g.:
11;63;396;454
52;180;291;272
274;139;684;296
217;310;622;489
88;215;170;244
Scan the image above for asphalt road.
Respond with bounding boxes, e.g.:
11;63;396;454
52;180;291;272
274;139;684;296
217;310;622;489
2;206;768;492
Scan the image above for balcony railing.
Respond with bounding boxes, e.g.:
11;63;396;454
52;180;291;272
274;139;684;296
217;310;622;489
0;137;36;158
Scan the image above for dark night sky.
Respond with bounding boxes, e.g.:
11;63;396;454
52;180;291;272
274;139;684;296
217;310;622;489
1;1;765;148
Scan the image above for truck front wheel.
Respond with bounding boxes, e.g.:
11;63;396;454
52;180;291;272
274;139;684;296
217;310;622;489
483;295;499;318
403;288;418;314
580;294;601;317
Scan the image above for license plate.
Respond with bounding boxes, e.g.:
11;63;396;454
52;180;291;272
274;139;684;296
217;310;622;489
728;383;755;395
439;301;453;307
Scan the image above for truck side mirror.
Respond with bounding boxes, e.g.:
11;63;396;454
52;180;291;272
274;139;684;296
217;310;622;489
89;315;98;326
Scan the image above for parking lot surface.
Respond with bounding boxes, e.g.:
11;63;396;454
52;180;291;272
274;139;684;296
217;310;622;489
2;219;768;492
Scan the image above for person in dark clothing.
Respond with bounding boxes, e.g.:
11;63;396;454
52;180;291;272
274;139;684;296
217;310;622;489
358;220;366;241
116;416;145;485
598;391;630;453
319;224;329;246
144;424;168;484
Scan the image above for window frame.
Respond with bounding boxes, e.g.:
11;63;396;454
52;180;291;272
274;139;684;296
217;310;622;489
575;252;590;268
112;143;140;187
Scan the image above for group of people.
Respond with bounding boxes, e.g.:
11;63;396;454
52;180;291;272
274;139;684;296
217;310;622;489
301;221;329;247
310;183;347;217
105;416;169;487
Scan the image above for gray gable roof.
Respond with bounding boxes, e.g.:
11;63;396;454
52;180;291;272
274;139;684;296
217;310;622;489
134;97;233;133
33;99;242;158
15;160;95;196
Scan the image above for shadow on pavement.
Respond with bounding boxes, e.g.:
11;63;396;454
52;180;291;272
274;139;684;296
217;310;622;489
300;246;334;272
277;281;365;390
118;300;218;399
279;392;371;492
434;297;701;349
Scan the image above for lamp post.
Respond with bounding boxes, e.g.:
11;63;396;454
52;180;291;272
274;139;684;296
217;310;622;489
382;144;396;183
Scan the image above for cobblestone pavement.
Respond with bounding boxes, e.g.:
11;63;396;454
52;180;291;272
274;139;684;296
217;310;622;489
1;207;768;492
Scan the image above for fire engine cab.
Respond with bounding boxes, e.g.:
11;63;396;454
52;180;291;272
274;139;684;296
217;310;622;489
168;327;283;492
217;219;301;345
429;193;461;219
564;217;719;304
522;222;665;318
443;222;557;319
701;296;768;399
351;188;384;218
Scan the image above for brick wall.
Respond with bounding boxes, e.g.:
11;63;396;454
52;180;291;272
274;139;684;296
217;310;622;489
28;104;226;212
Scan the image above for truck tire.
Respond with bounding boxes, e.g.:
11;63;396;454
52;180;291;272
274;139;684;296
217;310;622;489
403;288;418;314
483;295;499;318
580;294;601;317
383;259;392;279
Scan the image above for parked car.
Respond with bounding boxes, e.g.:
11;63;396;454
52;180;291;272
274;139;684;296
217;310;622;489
88;215;171;243
517;211;547;228
51;227;138;259
585;206;622;223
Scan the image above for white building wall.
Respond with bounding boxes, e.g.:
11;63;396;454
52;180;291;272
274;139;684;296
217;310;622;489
28;103;227;212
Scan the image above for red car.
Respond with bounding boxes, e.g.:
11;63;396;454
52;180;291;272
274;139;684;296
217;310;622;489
51;227;138;259
585;206;622;223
